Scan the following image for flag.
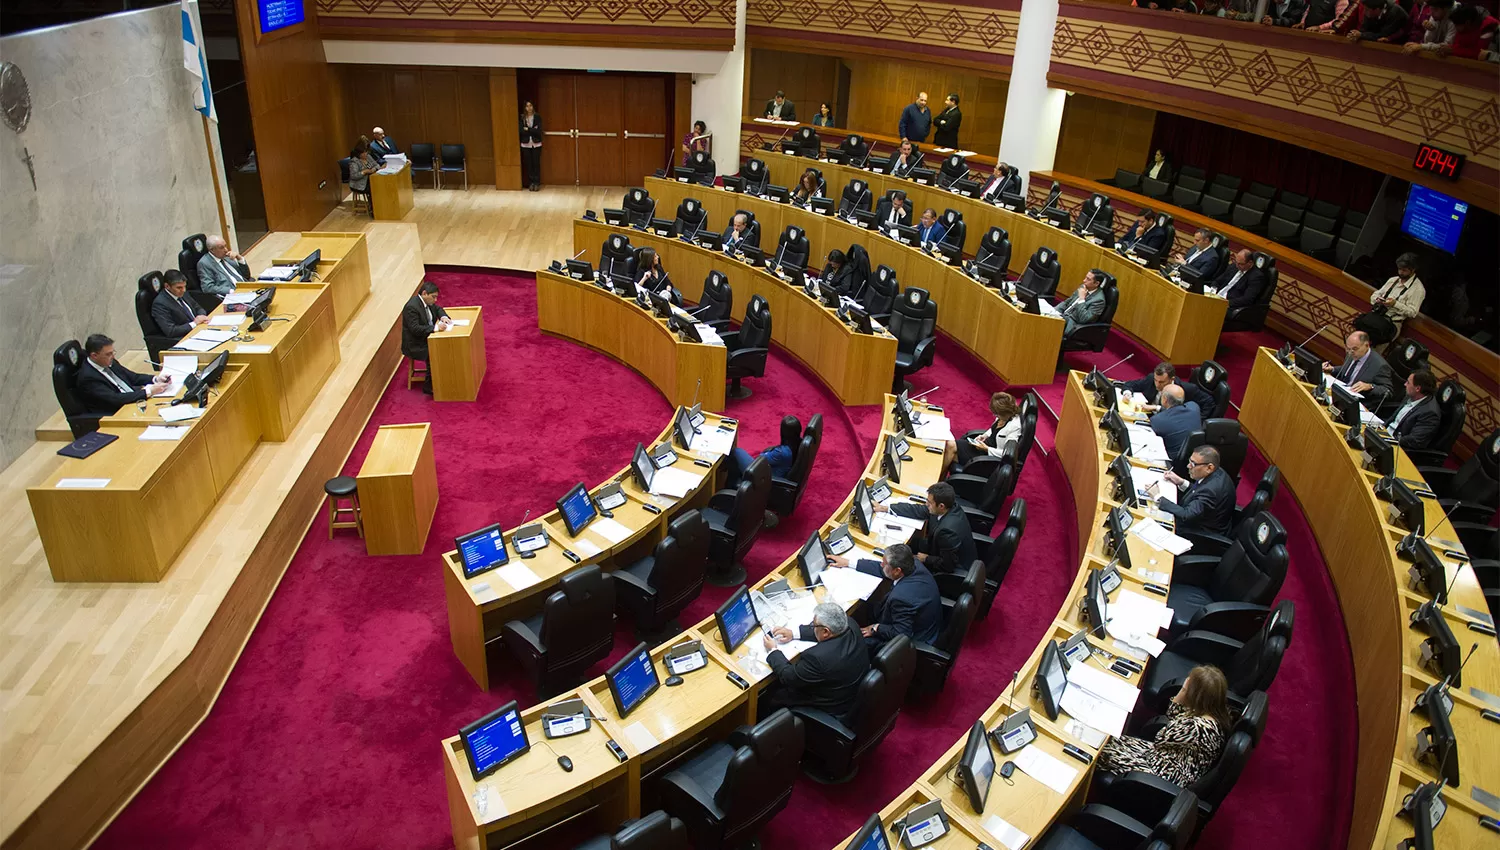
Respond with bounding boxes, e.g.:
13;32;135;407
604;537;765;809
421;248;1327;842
181;0;216;122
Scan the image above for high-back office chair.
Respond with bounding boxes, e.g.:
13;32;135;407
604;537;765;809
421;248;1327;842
1106;168;1142;191
794;125;821;158
791;635;915;783
768;414;822;520
839;134;870;166
1015;247;1061;299
571;811;689;850
1233;465;1280;528
622;188;654;227
888;287;938;392
949;453;1016;535
910;591;977;697
1166;510;1288;636
972;226;1012;280
863;264;898;322
599;233;638;281
1138;213;1177;270
845;243;873;293
1418;428;1500;524
693;271;733;328
674;198;708;240
613;509;710;640
689;149;716;186
773;225;810;273
975;515;1023;619
438;143;468;189
1221;253;1277;333
135;272;175;361
660;708;805;850
937;154;968;190
1173;419;1249;481
1060;273;1119;354
939;208;967;256
409;142;438;188
702;455;771;586
838;178;873;217
723;295;771;400
1142;600;1293;717
1408;381;1467;466
1387;338;1431;384
1034;788;1199;850
500;564;616;698
52;340;104;439
1189;360;1231;420
178;233;208;290
1075;193;1115;236
741;159;770;195
937;560;986;608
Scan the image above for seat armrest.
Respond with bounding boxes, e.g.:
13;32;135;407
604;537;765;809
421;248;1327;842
933;572;969;602
610;568;654;596
1416;466;1456;498
1172;630;1245;666
910;335;937;366
1069;803;1154;849
660;768;725;821
789;707;856;744
1189;602;1270;643
1170;554;1221;587
1405;448;1449;468
946;472;989;504
719;330;741;350
1177;530;1232;560
501;619;545;655
708;490;738;513
956;455;1001;480
913;641;951;666
1095;772;1187;824
958;505;997;534
727;724;756;750
727;346;770;366
1439;499;1495;526
771;475;797;491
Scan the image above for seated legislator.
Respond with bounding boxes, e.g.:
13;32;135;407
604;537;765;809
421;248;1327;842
978;164;1012;203
1120;211;1170;256
1168;229;1220;280
885;141;921;180
1149;385;1203;461
1321;330;1396;410
1211;249;1267;312
151;270;209;343
875;192;912;229
1338;0;1410;42
728;415;800;485
722;213;758;255
347;138;380;197
763;90;796;121
402;281;452;395
760;602;871;717
897;92;931;143
821;249;858;295
370;126;398;160
1057;269;1107;337
1099;665;1229;787
824;543;942;654
196;234;251;298
916;208;947;249
932;94;962;148
873;482;976;576
1387;369;1442;451
956;391;1022;468
791;169;824;207
1155;446;1236;536
635;247;674;297
1119;363;1215;414
76;333;170;414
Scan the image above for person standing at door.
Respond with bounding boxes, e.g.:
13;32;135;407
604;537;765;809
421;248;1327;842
519;102;543;192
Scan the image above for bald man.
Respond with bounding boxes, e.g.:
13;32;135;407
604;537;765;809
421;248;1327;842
1149;384;1203;460
1211;249;1266;312
370;127;398;160
196;235;251;297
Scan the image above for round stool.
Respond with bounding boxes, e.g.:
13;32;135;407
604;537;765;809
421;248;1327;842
324;475;363;539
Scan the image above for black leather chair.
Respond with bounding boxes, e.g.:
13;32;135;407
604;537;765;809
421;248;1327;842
1199;194;1234;223
727;208;762;251
177;233;222;310
938;208;967;257
1105;168;1141;191
571;811;689;850
1188;466;1282;560
501;565;615;698
910;591;977;697
741;158;770;195
863;264;898;322
768;414;821;520
839;134;870;166
794;125;821;158
723;295;771;399
888;287;938;393
52;340;104;439
948;452;1016;534
622;188;654;227
1035;788;1198;850
1418;428;1499;524
1221;253;1277;333
792;635;915;782
702;455;772;585
1172;418;1249;481
674;198;708;240
135;272;175;360
1171;184;1203;212
1167;511;1288;637
1075;193;1115;236
936;559;985;609
973;517;1023;619
692;271;734;329
838;178;873;217
1141;600;1292;714
1015;247;1062;299
409;142;438;188
689;150;716;186
1189;360;1231;420
772;225;810;273
1134;213;1176;270
971;226;1012;281
599;232;638;281
613;510;710;641
659;708;804;849
1140;176;1170;199
1387;338;1431;384
1061;274;1119;353
1406;380;1466;467
937;153;969;189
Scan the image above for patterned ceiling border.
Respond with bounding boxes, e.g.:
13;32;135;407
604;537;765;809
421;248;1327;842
747;0;1020;67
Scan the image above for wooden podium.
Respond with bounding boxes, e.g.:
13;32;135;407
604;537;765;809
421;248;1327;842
357;423;438;556
430;307;486;402
370;160;415;221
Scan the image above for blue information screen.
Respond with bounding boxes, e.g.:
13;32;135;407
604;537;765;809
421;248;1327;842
558;486;596;536
258;0;305;34
855;826;891;850
1402;183;1467;254
464;706;527;776
720;590;759;651
457;526;508;578
612;650;659;716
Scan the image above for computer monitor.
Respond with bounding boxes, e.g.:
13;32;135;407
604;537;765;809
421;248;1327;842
797;531;828;588
1084;568;1108;637
893;223;919;246
631;442;655;491
1413;681;1460;788
672;167;695;183
669;313;703;343
1384;476;1425;534
565;259;593;281
647;289;674;319
1361;425;1396;476
843;814;892;850
674;406;698;450
817;281;842;309
811;197;835;216
996;190;1026;213
1042;208;1071;229
1330;382;1362;427
892;398;916;438
1105;505;1133;557
851;480;876;535
714;586;760;653
459;700;530;780
974;260;1006;289
882;435;903;483
909;167;937;186
853;209;877;230
455;523;510;579
200;351;229;386
1291;346;1323;384
847;304;874;334
739;243;764;266
555;483;598;537
1036;639;1068;720
603;208;627;227
1406;537;1450;604
954;178;981;198
1411;600;1463;686
606;642;661;719
766;184;790;204
1101;408;1131;455
1093;380;1118;413
957;719;997;814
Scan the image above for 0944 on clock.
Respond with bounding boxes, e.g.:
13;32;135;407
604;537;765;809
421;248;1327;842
1412;143;1465;181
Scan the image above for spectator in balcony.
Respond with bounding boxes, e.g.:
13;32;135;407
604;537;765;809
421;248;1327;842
1368;252;1427;340
812;102;836;128
1447;4;1500;59
1404;0;1459;52
1145;149;1173;182
1339;0;1410;43
1404;0;1448;45
1296;0;1355;30
1262;0;1307;26
1221;0;1259;20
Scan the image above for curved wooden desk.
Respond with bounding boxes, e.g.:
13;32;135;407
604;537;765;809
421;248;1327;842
537;270;727;412
644;176;1065;387
441;397;947;850
748;150;1227;364
573;218;898;406
1236;347;1497;850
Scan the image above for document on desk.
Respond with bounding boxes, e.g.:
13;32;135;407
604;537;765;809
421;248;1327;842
158;405;205;423
449;318;471;326
171;336;224;353
1110;589;1174;640
1128;517;1192;555
1130;468;1177;505
914;415;954;442
495;562;542;592
820;567;884;606
56;478;111;488
572;539;603;559
1067;659;1141;712
237;344;272;353
1014;746;1080;794
650;466;704;499
222;292;256;306
694;324;725;346
1126;426;1171;464
1060;686;1129;737
622;722;660;754
692;429;735;458
588;517;634;545
1037;299;1062;319
159;355;199;396
980;815;1031;850
880;512;926;533
208;315;245;327
139;426;188;441
195;329;238;343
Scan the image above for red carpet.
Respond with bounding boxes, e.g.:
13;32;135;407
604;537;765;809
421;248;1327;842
96;271;1354;850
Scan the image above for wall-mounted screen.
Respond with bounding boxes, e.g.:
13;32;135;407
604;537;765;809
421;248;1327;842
258;0;305;34
1401;184;1467;255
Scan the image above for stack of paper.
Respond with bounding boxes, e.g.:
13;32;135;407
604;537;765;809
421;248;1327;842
1130;467;1178;505
694;324;725;346
650;466;704;498
139;426;188;441
208;315;244;327
223;292;256;306
1037;299;1062;318
914;415;954;442
1127;425;1171;463
880;511;925;533
1060;685;1130;737
589;517;634;545
195;329;238;343
692;429;735;457
572;539;603;559
171;337;224;353
1129;517;1192;555
159;355;199;396
1014;746;1080;794
1106;589;1172;658
820;567;883;605
980;816;1030;850
158;405;205;423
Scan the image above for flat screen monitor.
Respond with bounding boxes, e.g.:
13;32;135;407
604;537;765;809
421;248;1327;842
1102;408;1130;454
196;351;229;398
892;398;916;438
1401;183;1467;254
674;406;698;450
851;480;876;535
606;643;661;719
1386;476;1425;534
811;197;835;216
843;814;891;850
1093;380;1118;413
647;289;674;319
1414;681;1460;788
1085;568;1108;637
459;700;529;780
1292;346;1323;384
649;217;678;238
714;586;759;653
854;209;877;230
893;224;919;246
257;0;305;34
631;442;655;491
297;248;321;281
1362;426;1396;476
456;523;509;579
739;243;764;265
565;259;593;281
797;531;828;588
1330;382;1362;427
722;175;744;193
883;435;903;483
766;185;790;204
847;304;874;334
958;720;997;814
555;483;597;537
1037;639;1068;720
996;191;1026;213
1413;601;1463;687
670;313;703;343
672;167;695;183
249;285;276;314
603;208;627;227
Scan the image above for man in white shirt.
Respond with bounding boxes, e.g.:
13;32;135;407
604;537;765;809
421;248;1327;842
1210;249;1267;312
75;333;170;414
196;235;252;297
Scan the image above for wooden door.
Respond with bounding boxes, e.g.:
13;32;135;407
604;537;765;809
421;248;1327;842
575;76;625;186
537;74;578;187
623;77;669;186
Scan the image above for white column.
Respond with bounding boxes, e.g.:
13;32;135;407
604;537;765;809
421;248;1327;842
999;0;1067;195
691;0;747;176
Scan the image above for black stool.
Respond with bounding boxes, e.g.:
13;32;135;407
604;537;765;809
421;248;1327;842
325;476;363;539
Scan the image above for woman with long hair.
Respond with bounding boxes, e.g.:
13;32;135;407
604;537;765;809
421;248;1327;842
1098;665;1231;787
812;102;835;127
954;392;1023;468
519;101;543;191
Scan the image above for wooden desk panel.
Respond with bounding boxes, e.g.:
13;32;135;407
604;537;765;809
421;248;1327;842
371;161;415;222
430;306;487;402
358;423;439;556
273;232;372;331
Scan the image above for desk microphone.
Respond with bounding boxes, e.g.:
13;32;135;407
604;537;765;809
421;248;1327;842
1294;323;1332;351
1445;642;1480;690
515;509;534;559
1098;353;1134;376
691;378;701;411
911;386;940;401
571;249;586;260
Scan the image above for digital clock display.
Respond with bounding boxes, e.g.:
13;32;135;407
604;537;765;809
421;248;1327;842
1412;143;1464;181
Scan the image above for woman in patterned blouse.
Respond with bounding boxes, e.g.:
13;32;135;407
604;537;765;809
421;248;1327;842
1099;665;1230;787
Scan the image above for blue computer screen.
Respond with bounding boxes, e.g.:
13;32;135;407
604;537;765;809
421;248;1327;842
718;589;759;651
558;485;596;536
855;824;891;850
462;705;528;778
611;649;659;716
1402;183;1467;254
457;525;508;578
257;0;305;33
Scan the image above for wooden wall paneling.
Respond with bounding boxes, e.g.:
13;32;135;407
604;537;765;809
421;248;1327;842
623;76;670;187
1053;94;1156;182
491;69;522;190
841;56;1007;155
457;70;495;186
674;74;693;169
537;75;579;186
743;48;840;120
392;69;425;148
424;68;463;176
575;76;626;186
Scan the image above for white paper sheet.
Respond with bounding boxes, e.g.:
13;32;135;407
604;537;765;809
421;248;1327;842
1064;718;1108;749
880;512;926;533
694;324;725;346
193;329;238;343
572;539;603;559
1037;298;1062;318
170;337;223;353
56;478;111;488
158;405;205;423
1129;517;1192;555
1126;426;1171;463
1067;661;1142;712
692;429;735;457
588;517;634;545
495;562;541;591
1130;467;1178;505
450;318;471;326
820;567;883;605
139;426;188;441
981;815;1031;850
222;292;256;306
622;722;660;753
914;415;954;442
1014;746;1080;794
1060;687;1129;737
237;344;273;353
208;315;245;327
650;466;704;498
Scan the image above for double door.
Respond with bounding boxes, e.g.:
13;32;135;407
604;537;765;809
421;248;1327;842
537;74;670;187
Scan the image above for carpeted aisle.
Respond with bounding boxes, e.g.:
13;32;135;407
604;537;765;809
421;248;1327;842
96;270;1353;850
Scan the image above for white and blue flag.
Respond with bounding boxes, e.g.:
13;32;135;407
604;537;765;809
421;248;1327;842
181;0;216;122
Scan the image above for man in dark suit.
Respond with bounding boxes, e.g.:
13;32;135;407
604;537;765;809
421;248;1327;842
1117;362;1216;415
1168;229;1219;281
402;281;451;395
761;602;871;718
826;544;941;654
722;213;758;255
884;141;921;179
1156;446;1236;536
151;270;209;343
370;126;398;160
1120;212;1170;258
1387;369;1442;451
1149;385;1203;461
75;333;170;414
763;91;796;121
875;192;912;229
1322;330;1396;411
1211;249;1267;312
932;94;962;148
879;481;976;575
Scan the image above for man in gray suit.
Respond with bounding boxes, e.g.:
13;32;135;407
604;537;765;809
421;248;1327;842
152;270;209;343
1058;269;1107;337
196;235;252;297
1321;330;1396;411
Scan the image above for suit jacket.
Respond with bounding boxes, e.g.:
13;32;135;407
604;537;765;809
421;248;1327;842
196;252;251;297
1059;287;1107;336
1390;395;1442;451
1158;466;1236;537
75;359;154;414
401;295;449;360
1332;349;1396;408
886;151;920;179
519;114;543;145
151;290;207;339
822;262;858;294
1118;376;1215;416
1212;265;1267;312
764;99;796;121
1179;245;1219;280
891;503;977;575
722;224;759;252
765;626;871;719
875;199;912;228
1268;0;1306;25
1150;401;1203;461
1123;223;1170;256
370;136;399;159
856;559;942;650
917;221;947;247
932;107;962;148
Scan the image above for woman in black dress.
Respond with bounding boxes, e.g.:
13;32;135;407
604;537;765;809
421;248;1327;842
519;101;543;191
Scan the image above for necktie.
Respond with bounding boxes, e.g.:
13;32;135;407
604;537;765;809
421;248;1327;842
96;362;130;392
1220;271;1243;296
221;257;243;282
